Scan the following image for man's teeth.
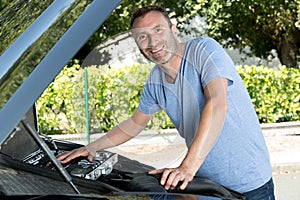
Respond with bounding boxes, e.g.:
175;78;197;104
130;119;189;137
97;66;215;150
151;46;163;53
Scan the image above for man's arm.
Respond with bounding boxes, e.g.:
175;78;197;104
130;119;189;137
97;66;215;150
57;109;151;163
149;78;228;190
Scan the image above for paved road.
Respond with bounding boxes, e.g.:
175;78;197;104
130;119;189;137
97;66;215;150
273;170;300;200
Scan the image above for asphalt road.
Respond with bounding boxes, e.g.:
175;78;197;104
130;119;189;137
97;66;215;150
273;170;300;200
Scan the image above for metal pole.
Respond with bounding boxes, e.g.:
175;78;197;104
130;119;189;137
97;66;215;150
21;120;81;194
84;68;90;144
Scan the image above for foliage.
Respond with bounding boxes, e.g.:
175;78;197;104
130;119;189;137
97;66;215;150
77;0;205;60
0;0;13;10
36;63;82;134
76;0;300;68
201;0;300;68
2;0;299;67
36;63;173;134
37;64;299;134
238;65;300;123
0;0;53;55
0;0;93;108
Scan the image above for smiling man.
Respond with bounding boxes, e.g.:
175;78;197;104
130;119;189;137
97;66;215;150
131;13;180;65
58;5;275;200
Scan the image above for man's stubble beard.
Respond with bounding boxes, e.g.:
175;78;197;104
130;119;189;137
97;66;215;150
139;34;179;66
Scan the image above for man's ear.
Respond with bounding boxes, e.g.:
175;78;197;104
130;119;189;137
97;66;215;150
171;24;178;36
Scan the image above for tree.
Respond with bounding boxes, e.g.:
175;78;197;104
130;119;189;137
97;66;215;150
77;0;300;68
75;0;201;61
2;0;299;68
0;0;12;10
85;0;300;67
202;0;300;68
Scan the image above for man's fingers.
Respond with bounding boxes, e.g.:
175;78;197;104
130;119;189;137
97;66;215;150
164;169;187;190
57;151;72;162
87;154;95;162
57;152;76;164
167;173;182;190
178;173;193;190
148;168;164;174
57;147;88;164
179;179;189;190
160;168;174;186
149;167;194;191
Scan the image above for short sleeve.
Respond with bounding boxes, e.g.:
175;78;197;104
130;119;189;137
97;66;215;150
191;38;236;88
138;73;162;115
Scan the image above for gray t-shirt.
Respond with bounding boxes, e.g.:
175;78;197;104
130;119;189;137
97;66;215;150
138;37;272;193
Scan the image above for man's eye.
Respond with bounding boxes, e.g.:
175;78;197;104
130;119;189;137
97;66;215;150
155;28;162;33
138;34;146;41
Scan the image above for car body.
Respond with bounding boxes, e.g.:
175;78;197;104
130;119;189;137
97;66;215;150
0;1;244;199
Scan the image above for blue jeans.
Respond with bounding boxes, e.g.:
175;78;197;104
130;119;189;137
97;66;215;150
242;178;275;200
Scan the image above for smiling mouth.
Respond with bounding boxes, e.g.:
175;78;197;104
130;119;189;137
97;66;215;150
149;45;166;57
150;46;163;53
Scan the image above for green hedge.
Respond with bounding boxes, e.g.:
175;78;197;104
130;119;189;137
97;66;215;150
36;63;173;134
36;64;300;134
237;65;300;123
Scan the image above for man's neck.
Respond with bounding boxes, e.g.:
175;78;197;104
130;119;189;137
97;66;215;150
159;43;185;83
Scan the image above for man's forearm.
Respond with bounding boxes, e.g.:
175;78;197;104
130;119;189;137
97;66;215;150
180;78;228;175
86;117;145;155
181;97;227;174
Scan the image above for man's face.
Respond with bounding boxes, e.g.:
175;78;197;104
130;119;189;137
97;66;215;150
131;11;179;65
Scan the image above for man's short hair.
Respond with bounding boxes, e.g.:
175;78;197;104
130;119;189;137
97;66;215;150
130;5;172;28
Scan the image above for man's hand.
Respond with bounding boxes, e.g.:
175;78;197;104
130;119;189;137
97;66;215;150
57;146;93;164
148;166;194;190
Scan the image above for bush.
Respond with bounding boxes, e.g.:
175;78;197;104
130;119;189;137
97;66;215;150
36;64;299;134
36;63;81;134
238;65;300;123
37;63;173;134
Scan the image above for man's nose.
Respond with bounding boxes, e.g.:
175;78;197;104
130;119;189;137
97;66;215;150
147;34;159;47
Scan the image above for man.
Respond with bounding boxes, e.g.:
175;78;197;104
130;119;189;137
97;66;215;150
58;5;275;200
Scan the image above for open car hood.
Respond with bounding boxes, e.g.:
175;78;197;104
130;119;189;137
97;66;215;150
0;0;122;144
